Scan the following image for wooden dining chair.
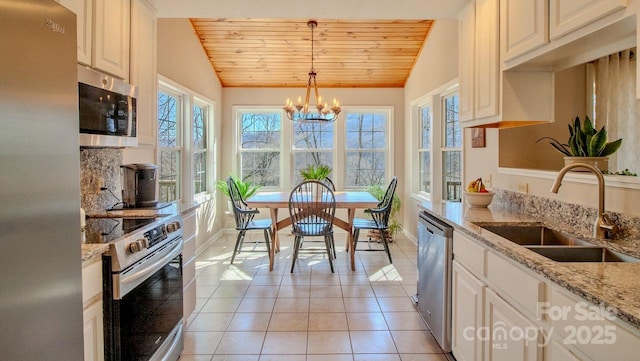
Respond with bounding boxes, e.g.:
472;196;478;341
351;176;398;263
227;176;273;264
288;180;336;272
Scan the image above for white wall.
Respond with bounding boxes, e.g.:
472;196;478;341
155;18;225;249
403;19;460;239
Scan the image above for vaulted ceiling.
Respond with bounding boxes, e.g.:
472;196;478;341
189;18;435;88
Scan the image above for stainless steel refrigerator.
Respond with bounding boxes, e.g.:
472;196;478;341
0;1;84;360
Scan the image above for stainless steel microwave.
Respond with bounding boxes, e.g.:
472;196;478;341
78;65;137;147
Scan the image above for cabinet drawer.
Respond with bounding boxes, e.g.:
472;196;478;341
453;232;487;277
183;234;196;264
182;256;196;285
182;211;196;238
82;259;102;304
486;251;544;317
183;278;197;322
548;286;640;361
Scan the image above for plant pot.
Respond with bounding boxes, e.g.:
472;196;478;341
563;157;609;172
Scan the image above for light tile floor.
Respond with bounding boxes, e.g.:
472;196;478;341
180;231;451;361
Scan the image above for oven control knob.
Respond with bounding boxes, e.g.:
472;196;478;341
127;239;148;254
167;221;181;233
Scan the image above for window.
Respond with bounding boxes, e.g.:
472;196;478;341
441;93;461;201
345;110;388;187
239;110;281;187
193;102;208;195
158;77;215;203
293;120;334;183
418;104;432;194
236;107;392;189
413;81;461;201
158;90;182;203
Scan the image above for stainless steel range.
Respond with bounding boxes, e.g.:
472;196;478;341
84;213;184;361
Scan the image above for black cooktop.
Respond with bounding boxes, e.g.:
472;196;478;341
83;217;157;244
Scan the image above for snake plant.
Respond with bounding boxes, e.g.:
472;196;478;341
537;116;622;157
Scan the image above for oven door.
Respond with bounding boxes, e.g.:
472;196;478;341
105;239;184;361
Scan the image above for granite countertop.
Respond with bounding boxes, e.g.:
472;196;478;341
80;201;200;263
417;200;640;331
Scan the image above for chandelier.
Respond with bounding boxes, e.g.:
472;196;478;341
283;20;341;122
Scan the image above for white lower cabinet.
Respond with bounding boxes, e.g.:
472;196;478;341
452;261;485;361
182;209;197;323
484;288;542;361
82;259;104;361
83;300;104;361
452;230;640;361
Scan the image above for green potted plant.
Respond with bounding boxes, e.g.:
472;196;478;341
300;163;332;181
537;115;622;171
365;183;403;241
216;175;260;211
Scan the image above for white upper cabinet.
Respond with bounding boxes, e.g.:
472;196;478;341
459;0;500;123
58;0;131;79
58;0;92;65
93;0;131;80
130;0;157;146
474;0;500;120
500;0;549;62
550;0;628;40
459;2;475;122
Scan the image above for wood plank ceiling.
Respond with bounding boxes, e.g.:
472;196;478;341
190;18;434;88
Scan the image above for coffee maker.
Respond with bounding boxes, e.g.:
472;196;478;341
120;163;158;208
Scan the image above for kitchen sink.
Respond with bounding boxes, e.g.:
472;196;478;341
525;246;640;263
478;224;592;246
476;223;640;263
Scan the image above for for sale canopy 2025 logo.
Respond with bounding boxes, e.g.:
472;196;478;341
463;301;618;350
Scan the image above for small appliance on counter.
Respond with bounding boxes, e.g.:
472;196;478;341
121;163;159;208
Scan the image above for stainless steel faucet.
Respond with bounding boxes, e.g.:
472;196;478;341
551;163;618;239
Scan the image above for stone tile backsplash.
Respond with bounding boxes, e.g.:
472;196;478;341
494;189;640;241
80;148;123;213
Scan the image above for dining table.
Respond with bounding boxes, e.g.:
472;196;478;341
245;190;379;271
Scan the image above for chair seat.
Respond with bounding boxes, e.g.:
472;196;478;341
241;218;273;231
353;217;383;230
293;221;333;236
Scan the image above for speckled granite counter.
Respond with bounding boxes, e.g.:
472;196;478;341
417;199;640;331
80;201;200;263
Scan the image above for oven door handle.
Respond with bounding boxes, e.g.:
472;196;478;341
117;239;182;298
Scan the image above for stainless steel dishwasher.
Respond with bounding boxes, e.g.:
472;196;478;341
417;211;454;353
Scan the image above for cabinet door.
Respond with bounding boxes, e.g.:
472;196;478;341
182;210;197;321
58;0;92;65
83;300;105;361
474;0;500;119
501;0;548;61
485;288;543;361
452;261;485;361
93;0;130;79
546;339;583;361
459;2;475;122
130;0;157;146
549;0;628;40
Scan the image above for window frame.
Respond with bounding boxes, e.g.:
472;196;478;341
158;75;215;204
157;86;183;203
411;80;461;202
417;101;433;196
192;98;212;197
440;90;462;202
342;107;393;189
